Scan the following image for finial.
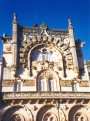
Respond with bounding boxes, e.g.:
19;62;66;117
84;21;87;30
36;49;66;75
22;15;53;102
13;12;17;23
40;22;48;29
68;17;73;29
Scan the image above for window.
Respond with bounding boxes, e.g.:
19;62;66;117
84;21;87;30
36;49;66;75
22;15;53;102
38;79;47;91
48;79;57;91
14;80;22;92
38;78;58;92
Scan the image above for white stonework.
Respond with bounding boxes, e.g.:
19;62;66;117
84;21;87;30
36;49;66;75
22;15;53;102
82;62;90;80
0;14;90;121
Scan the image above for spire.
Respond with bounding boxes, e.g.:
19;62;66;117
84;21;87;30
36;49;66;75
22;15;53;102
68;17;73;29
13;12;17;23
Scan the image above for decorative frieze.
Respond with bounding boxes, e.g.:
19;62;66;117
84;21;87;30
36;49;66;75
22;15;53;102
2;92;90;100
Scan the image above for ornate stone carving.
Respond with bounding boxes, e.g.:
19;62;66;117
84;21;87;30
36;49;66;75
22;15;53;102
69;105;90;121
1;106;33;121
10;114;25;121
36;105;66;121
42;112;58;121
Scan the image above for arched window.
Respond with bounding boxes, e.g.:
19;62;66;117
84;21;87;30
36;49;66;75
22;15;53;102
38;79;47;91
28;45;64;77
37;70;60;92
48;79;57;91
14;80;23;92
72;80;79;92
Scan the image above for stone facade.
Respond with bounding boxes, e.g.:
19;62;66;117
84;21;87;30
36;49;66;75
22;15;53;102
0;14;90;121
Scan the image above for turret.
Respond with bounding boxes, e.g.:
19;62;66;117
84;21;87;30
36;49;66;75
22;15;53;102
68;18;79;78
12;13;17;43
12;13;18;71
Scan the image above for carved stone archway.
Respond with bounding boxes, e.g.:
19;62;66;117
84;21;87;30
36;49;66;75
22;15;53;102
36;105;66;121
68;105;89;121
1;105;33;121
23;35;70;73
27;41;66;78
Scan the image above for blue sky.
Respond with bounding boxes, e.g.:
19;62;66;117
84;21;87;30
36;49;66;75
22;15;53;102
0;0;90;60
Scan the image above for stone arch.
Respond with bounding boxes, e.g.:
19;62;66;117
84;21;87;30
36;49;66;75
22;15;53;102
68;105;89;121
36;105;66;121
24;37;65;67
1;105;33;121
26;41;65;77
36;69;60;91
23;35;71;73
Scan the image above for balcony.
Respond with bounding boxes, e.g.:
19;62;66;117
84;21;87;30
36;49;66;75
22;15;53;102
2;91;90;100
